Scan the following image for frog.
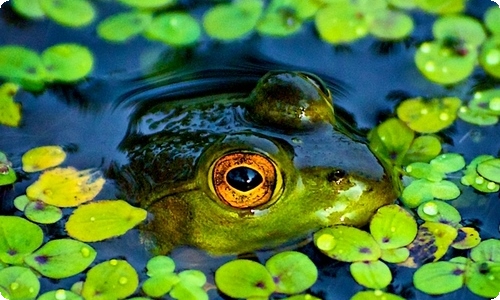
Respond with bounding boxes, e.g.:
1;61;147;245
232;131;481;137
114;71;397;255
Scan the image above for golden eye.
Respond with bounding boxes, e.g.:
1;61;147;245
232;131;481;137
211;152;280;209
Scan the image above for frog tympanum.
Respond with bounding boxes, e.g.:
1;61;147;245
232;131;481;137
116;71;396;255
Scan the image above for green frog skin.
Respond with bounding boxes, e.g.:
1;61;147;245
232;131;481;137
116;71;396;255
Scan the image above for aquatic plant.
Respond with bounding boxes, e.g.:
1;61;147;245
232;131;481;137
22;145;66;172
458;89;500;126
0;152;17;186
0;83;21;127
11;0;95;27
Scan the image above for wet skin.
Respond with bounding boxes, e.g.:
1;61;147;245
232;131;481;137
117;71;396;255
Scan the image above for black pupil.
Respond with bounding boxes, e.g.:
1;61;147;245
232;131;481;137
226;167;263;192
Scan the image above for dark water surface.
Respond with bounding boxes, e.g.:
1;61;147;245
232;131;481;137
1;1;499;299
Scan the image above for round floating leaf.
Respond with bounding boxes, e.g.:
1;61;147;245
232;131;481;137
351;290;405;300
417;200;461;227
315;3;368;44
24;200;63;224
38;289;83;300
97;11;152;43
82;259;139;300
170;281;208;300
0;266;40;299
266;0;321;19
401;179;433;208
203;0;263;40
283;294;321;300
22;145;66;172
484;7;500;35
468;89;500;116
41;44;93;82
13;195;30;211
431;180;460;200
368;118;414;166
146;256;175;277
11;0;45;19
388;0;416;9
405;162;444;181
368;9;414;40
0;163;17;186
0;216;43;265
403;135;442;165
145;13;201;46
397;97;461;133
457;106;499;126
477;158;500;183
313;226;381;262
415;41;476;85
413;261;465;294
433;15;486;47
452;227;481;250
370;204;418;249
0;46;45;91
26;167;105;207
265;251;318;294
142;273;179;298
461;155;500;193
470;239;500;263
39;0;95;27
380;247;410;263
178;270;206;287
66;200;147;242
414;0;465;14
118;0;175;9
24;239;96;279
479;36;500;79
465;261;500;298
0;82;21;127
430;153;465;174
350;260;392;289
215;260;275;298
257;9;302;37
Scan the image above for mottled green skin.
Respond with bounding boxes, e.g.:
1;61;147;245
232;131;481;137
118;71;396;254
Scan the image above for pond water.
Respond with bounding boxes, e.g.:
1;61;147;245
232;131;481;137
0;0;499;299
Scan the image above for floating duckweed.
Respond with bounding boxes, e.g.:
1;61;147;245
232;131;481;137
37;289;82;300
484;6;500;35
414;0;465;14
477;158;500;183
388;0;416;9
66;200;147;242
413;260;465;294
265;251;318;294
118;0;175;9
433;15;486;47
39;0;95;27
24;200;63;224
0;216;43;265
370;204;417;249
351;290;406;300
0;157;17;186
203;0;263;40
402;179;460;208
417;200;461;226
380;247;410;263
13;195;30;211
142;273;179;297
97;12;153;43
461;155;500;193
11;0;45;19
368;9;414;40
22;145;66;172
0;266;40;299
315;3;369;44
397;97;461;133
452;227;481;250
215;259;275;298
170;281;208;300
82;260;138;299
467;89;500;117
178;270;206;287
268;0;321;19
350;260;392;289
256;7;303;37
405;162;444;181
0;82;21;128
465;261;500;298
0;46;45;91
145;13;201;46
403;135;442;165
146;256;176;277
41;44;94;82
457;106;499;126
368;118;414;166
24;239;96;279
479;36;500;78
470;239;500;263
430;153;465;173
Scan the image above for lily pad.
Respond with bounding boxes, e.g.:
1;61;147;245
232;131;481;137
22;145;66;172
169;281;208;300
457;106;499;126
24;239;96;279
413;260;465;294
368;9;414;40
414;0;465;14
24;200;63;224
403;135;442;165
266;0;321;19
468;89;500;116
417;200;461;227
484;6;500;35
465;261;500;298
117;0;175;9
215;259;275;298
315;2;369;44
451;227;481;250
0;266;40;299
351;290;405;300
41;44;93;82
405;162;444;181
142;273;179;298
401;179;460;208
66;200;147;242
433;15;486;47
0;46;45;91
146;256;176;277
178;270;206;287
97;11;152;43
368;118;414;166
0;82;21;127
461;155;500;193
203;0;263;40
380;247;410;263
13;195;30;211
350;260;392;289
26;167;105;207
257;7;302;37
430;153;465;174
370;205;417;249
0;216;43;265
39;0;95;27
37;289;83;300
145;13;201;46
265;251;318;294
479;36;500;79
0;162;17;186
470;239;500;263
82;259;139;300
11;0;45;19
477;158;500;183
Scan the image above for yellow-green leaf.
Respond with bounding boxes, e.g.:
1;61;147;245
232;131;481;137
0;82;21;127
22;145;66;172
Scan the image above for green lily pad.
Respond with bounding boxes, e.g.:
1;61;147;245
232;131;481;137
470;239;500;263
24;200;63;224
403;135;442;165
315;2;369;44
468;89;500;116
37;289;83;300
314;226;381;262
81;259;139;300
368;118;414;166
461;155;500;193
370;204;417;249
430;153;465;174
0;162;17;186
41;44;94;82
0;266;40;299
388;0;416;9
97;11;152;43
13;195;30;211
465;261;500;298
283;294;321;300
146;256;175;277
415;41;476;85
350;260;392;289
11;0;45;19
414;0;465;14
266;0;321;19
265;251;318;294
479;36;500;79
351;290;405;300
142;273;179;298
417;200;461;227
458;106;499;126
397;97;461;133
145;13;201;46
0;216;43;265
256;7;302;37
178;270;206;287
118;0;175;9
0;46;45;91
413;260;465;294
24;239;96;279
215;259;275;299
169;281;208;300
405;162;444;182
66;200;147;242
22;145;66;173
380;247;410;263
477;158;500;183
402;179;460;208
484;6;500;35
368;9;414;40
433;15;486;47
203;0;263;40
452;227;481;250
0;82;21;127
39;0;95;27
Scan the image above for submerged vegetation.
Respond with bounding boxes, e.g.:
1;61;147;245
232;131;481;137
0;0;500;299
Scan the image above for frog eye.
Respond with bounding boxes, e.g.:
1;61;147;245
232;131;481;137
211;152;280;209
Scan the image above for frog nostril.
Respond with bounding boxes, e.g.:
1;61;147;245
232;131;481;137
226;167;263;192
327;169;347;183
